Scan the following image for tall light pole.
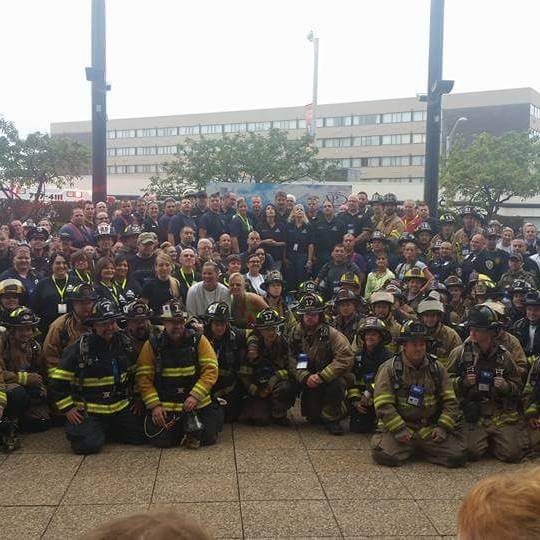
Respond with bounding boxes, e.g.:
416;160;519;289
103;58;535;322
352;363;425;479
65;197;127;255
86;0;108;203
423;0;453;218
307;31;319;143
445;116;467;156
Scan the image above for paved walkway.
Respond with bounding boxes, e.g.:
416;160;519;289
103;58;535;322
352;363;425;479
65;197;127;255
0;408;536;539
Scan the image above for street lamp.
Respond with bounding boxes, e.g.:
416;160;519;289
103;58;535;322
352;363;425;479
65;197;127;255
307;31;319;142
446;116;467;155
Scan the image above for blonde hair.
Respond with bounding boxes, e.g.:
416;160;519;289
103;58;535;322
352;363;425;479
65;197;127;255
458;466;540;540
80;510;211;540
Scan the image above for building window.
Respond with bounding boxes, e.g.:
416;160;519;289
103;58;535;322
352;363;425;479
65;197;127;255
272;119;298;130
107;166;116;174
135;164;158;173
178;125;200;136
200;124;223;135
298;119;307;129
412;133;426;144
156;127;178;137
107;130;116;139
413;110;427;122
247;121;271;132
381;111;413;124
411;155;425;166
157;145;178;155
114;147;136;157
381;134;412;145
381;156;410;167
352;114;380;126
137;146;157;156
224;123;247;133
107;148;116;157
323;137;352;148
116;129;136;138
353;135;380;146
367;157;380;167
531;104;540;120
324;116;352;128
136;128;157;138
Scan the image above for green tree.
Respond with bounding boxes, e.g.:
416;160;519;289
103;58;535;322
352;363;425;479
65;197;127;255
441;131;540;218
146;129;337;195
0;117;90;202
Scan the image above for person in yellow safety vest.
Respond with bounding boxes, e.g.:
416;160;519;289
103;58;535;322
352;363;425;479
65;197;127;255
136;299;222;449
49;299;146;454
371;320;466;468
446;305;527;463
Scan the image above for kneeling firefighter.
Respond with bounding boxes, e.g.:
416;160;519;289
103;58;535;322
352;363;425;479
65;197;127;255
136;299;223;449
289;293;354;435
240;308;296;426
203;301;247;422
348;317;391;433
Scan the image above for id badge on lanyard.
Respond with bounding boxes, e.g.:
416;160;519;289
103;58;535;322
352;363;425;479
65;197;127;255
407;384;424;407
478;370;493;393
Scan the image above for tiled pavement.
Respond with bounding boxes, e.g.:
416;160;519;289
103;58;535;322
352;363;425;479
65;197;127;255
1;408;537;539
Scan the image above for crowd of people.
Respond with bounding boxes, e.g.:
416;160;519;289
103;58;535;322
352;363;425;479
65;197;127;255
0;188;540;468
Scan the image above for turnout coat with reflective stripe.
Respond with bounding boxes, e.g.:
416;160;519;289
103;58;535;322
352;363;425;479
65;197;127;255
136;330;218;412
373;354;459;436
49;332;132;415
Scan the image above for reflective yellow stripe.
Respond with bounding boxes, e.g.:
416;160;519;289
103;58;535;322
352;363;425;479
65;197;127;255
74;399;129;414
347;388;362;399
374;393;394;406
438;414;455;430
0;390;7;405
418;426;432;439
136;366;154;375
56;396;75;410
162;395;211;412
199;357;216;365
50;369;75;382
47;367;57;378
162;366;197;377
142;391;160;406
525;405;538;416
385;415;406;432
319;365;334;382
191;382;208;400
442;390;456;400
17;371;28;385
81;373;128;387
276;369;288;379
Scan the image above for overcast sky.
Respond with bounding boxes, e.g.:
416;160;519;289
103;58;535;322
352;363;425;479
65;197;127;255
1;0;538;135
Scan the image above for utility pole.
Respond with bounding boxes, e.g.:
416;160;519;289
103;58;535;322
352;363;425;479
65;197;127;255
423;0;446;217
307;32;319;143
86;0;108;203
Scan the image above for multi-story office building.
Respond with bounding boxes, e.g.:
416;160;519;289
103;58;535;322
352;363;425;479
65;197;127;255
51;87;540;202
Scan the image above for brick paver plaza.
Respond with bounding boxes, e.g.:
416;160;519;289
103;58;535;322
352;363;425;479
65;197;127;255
0;405;536;539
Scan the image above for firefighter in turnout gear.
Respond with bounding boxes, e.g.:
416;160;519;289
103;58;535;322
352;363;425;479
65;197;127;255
42;283;97;380
240;309;296;426
371;320;466;468
446;305;527;463
348;317;391;433
203;301;247;422
523;354;540;452
289;293;354;435
0;279;26;323
332;288;365;345
49;299;146;454
369;291;401;355
376;193;405;241
136;299;223;449
0;307;50;440
417;292;462;368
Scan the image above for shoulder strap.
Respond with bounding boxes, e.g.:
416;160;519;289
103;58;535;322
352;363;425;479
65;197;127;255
391;355;403;391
